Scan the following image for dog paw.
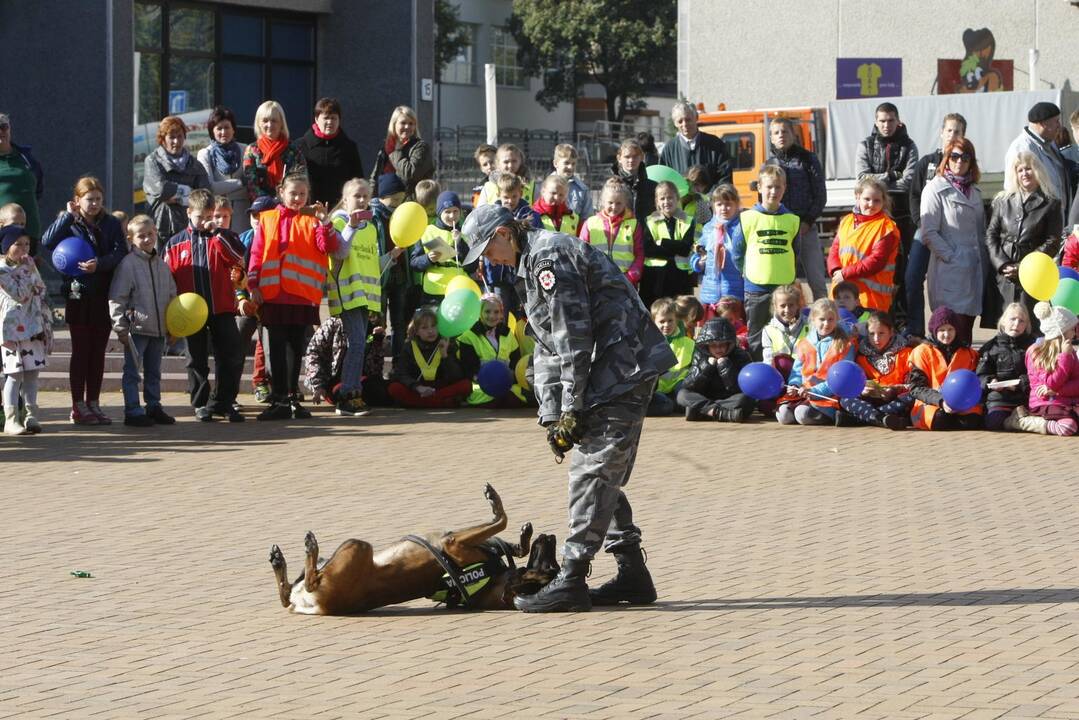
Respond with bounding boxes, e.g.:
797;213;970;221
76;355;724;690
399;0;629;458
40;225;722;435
484;483;503;511
269;544;285;569
304;531;318;557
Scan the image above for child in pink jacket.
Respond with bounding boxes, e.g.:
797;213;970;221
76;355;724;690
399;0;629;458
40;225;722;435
1019;302;1079;435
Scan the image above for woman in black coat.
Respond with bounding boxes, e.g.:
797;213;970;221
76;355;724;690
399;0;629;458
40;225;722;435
985;151;1063;330
294;97;364;206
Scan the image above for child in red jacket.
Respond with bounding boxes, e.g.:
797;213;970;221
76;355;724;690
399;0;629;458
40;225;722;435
165;190;247;422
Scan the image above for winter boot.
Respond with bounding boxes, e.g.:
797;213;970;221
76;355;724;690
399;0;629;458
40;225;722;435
1017;414;1049;434
1002;407;1023;432
878;413;906;431
834;410;859;427
589;545;657;606
715;407;748;423
3;406;27;436
514;558;592;612
23;405;41;434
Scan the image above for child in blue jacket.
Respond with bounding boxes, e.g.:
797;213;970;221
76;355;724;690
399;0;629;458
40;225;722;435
692;184;743;305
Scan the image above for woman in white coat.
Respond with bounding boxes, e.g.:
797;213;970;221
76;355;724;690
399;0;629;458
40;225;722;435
196;106;248;232
920;137;985;345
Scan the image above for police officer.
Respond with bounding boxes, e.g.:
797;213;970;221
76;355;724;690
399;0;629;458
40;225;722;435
460;204;676;612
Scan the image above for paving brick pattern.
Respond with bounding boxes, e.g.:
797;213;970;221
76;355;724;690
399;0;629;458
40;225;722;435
3;391;1079;719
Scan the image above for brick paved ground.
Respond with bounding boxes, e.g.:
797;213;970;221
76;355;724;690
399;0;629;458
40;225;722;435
3;391;1079;719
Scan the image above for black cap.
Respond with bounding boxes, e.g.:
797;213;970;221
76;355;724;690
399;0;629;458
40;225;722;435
1028;102;1061;124
460;204;514;265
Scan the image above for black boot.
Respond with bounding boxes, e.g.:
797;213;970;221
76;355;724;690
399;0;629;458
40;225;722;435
514;558;592;612
834;410;859;427
715;407;748;423
589;546;657;606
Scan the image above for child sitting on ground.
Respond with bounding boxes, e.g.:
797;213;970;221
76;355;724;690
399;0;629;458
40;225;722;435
713;295;749;349
838;310;911;430
676;316;755;423
908;306;983;431
533;174;580;235
648;297;695;416
976;302;1034;431
387;306;471;408
580;178;644;288
1017;302;1079;436
675;294;704;339
833;280;869;333
779;298;857;426
304;314;390;411
693;184;743;308
760;284;808;375
0;225;50;435
457;293;526;407
108;216;177;427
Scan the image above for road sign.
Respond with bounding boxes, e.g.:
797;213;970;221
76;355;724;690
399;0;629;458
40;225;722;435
169;90;188;115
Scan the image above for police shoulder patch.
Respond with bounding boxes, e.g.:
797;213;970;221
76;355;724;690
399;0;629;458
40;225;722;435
534;259;556;291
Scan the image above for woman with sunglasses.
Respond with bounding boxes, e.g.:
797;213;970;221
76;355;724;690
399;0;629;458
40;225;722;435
919;137;985;345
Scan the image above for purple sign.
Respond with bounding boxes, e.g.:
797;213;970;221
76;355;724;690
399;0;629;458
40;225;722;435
836;58;902;99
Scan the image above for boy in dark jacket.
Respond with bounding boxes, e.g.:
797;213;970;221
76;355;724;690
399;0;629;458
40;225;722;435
676;317;755;422
164;189;247;422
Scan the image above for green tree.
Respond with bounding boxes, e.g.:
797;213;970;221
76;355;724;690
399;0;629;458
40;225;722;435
435;0;471;81
508;0;676;122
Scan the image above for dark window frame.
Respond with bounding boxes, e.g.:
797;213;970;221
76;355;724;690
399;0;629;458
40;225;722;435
134;0;317;134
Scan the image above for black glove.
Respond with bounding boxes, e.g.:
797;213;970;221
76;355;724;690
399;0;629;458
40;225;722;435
546;410;582;461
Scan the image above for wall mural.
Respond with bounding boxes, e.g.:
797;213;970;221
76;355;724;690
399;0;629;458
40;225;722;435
937;28;1013;94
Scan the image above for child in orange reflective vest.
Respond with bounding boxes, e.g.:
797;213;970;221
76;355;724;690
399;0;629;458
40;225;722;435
907;306;983;431
247;173;337;420
837;310;912;430
778;298;857;425
387;306;471;408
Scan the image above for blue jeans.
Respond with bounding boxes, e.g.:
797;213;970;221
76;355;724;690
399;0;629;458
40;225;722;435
905;230;931;337
339;307;369;395
122;334;164;416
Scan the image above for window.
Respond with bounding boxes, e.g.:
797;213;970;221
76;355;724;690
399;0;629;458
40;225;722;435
440;23;477;85
491;27;525;89
133;1;316;134
722;132;756;171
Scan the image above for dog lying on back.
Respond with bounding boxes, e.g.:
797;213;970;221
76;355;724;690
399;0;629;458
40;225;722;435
269;484;559;614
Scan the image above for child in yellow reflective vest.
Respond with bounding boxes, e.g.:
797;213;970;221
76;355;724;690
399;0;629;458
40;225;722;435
457;294;528;408
647;298;695;416
387;306;471;408
579;178;644;287
411;191;467;307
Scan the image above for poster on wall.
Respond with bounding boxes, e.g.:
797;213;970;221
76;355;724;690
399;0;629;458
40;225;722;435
836;59;902;100
937;27;1013;93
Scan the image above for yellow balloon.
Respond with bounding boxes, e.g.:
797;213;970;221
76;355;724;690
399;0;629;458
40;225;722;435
446;274;482;298
506;312;518;335
165;292;209;337
1018;251;1059;301
515;355;531;390
515;317;535;355
388;201;428;248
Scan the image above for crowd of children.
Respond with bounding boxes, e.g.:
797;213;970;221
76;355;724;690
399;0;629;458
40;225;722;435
5;122;1079;440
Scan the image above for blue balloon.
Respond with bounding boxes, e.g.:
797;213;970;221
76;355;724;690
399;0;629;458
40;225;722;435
737;362;784;400
51;236;95;277
825;360;866;398
1059;265;1079;282
940;369;982;413
477;360;513;397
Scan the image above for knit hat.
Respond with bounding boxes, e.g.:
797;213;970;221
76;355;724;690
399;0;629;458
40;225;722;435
0;225;27;254
436;191;461;215
377;173;406;198
1028;102;1061;124
928;306;961;336
1034;301;1078;340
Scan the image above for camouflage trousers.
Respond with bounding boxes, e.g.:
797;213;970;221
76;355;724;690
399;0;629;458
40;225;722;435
563;379;655;561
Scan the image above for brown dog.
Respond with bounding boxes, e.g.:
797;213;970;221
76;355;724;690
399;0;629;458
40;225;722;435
269;484;559;614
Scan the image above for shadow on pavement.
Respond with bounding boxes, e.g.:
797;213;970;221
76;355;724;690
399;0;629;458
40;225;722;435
651;588;1079;609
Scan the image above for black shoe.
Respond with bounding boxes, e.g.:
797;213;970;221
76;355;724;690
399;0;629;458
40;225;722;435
514;559;592;613
880;413;906;431
223;408;245;423
194;406;214;422
685;406;707;422
716;407;748;423
124;413;154;427
834;410;859;427
256;403;292;421
590;546;657;606
290;401;312;419
147;406;175;425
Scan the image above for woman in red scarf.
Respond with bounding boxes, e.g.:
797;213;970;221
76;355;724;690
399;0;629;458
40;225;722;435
367;105;434;200
242;101;307;202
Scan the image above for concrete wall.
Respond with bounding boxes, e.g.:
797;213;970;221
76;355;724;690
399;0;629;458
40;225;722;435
680;0;1078;114
0;0;133;219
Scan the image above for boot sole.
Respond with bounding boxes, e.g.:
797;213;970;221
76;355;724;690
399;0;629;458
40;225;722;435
515;602;591;613
590;593;657;606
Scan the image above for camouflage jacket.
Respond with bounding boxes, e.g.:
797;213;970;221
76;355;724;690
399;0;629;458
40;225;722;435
516;229;676;424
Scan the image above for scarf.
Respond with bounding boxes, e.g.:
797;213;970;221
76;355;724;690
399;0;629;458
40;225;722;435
208;140;242;177
163;148;191;173
931;337;963;364
382;136;402;176
312;123;339;141
532;197;567;229
712;223;728;273
943;169;973;198
257;135;289;188
859;332;905;377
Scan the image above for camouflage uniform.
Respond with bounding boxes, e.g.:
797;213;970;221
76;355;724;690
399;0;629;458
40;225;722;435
516;229;676;561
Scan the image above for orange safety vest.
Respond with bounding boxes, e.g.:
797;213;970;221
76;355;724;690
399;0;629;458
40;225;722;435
856;345;913;387
794;335;857;409
258;209;327;304
834;213;898;312
909;344;981;430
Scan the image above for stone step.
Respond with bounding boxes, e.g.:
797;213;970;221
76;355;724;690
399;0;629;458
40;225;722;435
46;351;255;375
36;370;259;393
